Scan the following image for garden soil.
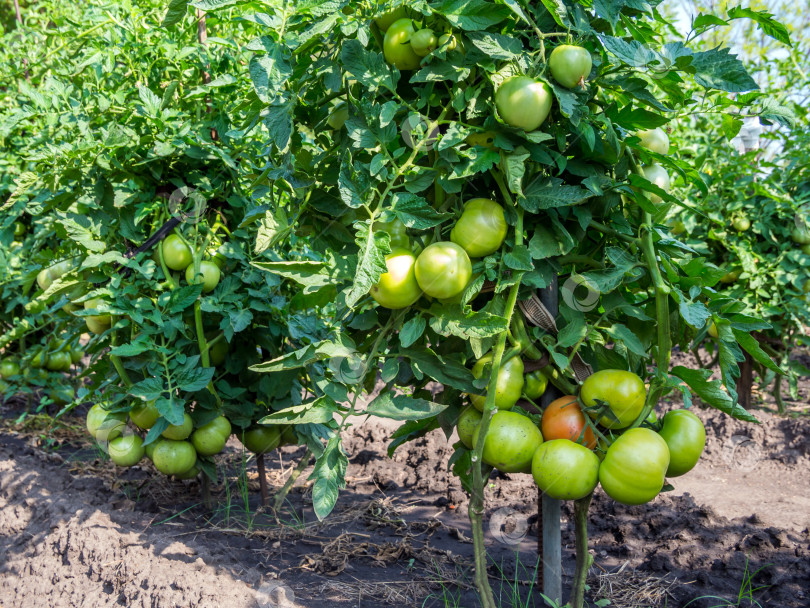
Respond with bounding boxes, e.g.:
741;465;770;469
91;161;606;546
0;379;808;607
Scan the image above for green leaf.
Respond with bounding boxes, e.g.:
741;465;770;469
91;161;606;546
175;356;216;392
433;0;510;30
255;208;289;254
339;153;370;208
727;6;791;45
604;323;647;357
528;214;576;259
428;304;509;339
259;396;339;424
504;245;533;271
109;339;152;357
599;35;657;67
400;315;426;348
537;0;569;27
465;31;522;59
263;98;293;152
403;348;478;393
250;336;356;373
249;49;292;103
521;177;592;211
346;222;388;309
252;261;332;294
391;193;451;229
671;366;758;423
161;0;189;27
367;392;449;420
309;435;348;520
130;378;165;403
340;39;395;92
190;0;239;9
732;330;783;376
690;48;758;93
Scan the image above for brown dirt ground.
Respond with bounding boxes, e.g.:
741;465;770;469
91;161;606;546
1;353;809;608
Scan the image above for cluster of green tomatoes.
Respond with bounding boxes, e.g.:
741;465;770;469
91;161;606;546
85;401;297;478
459;367;707;505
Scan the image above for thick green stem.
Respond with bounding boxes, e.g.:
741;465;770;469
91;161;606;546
635;213;671;423
571;494;593;608
109;319;134;389
194;300;222;407
468;205;525;608
773;374;786;415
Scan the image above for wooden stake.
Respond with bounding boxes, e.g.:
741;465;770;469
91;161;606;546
538;275;562;604
256;452;269;507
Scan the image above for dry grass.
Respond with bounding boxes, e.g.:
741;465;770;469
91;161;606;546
592;561;678;608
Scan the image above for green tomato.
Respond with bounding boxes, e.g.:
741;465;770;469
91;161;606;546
657;409;706;477
0;359;20;379
108;435;145;467
13;222;26;237
450;198;508;258
152;440;197;476
374;5;408;31
162;234;193;270
31;351;45;369
707;322;719;339
411;28;437;56
732;216;751;232
83;298;112;327
469;354;525;412
45;351;72;372
129;401;160;430
531;439;600;500
48;387;74;405
456;406;482;449
598;428;670;505
191;425;228;456
791;225;810;245
85;317;109;335
801;243;810;256
636;128;670;155
370;248;423;309
472;410;543;473
548;45;592;88
209;339;228;366
495;76;553;132
327;102;349;130
241;425;281;454
205;415;232;438
581;369;646;429
383;18;421;71
36;269;53;291
161;412;194;440
414;241;472;299
86;404;126;442
47;259;74;281
375;218;410;249
437;33;457;51
174;464;200;480
640;164;671;204
279;425;298;446
523;371;548;400
144;439;162;461
670;220;686;235
70;347;84;364
185;260;221;293
719;268;740;284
